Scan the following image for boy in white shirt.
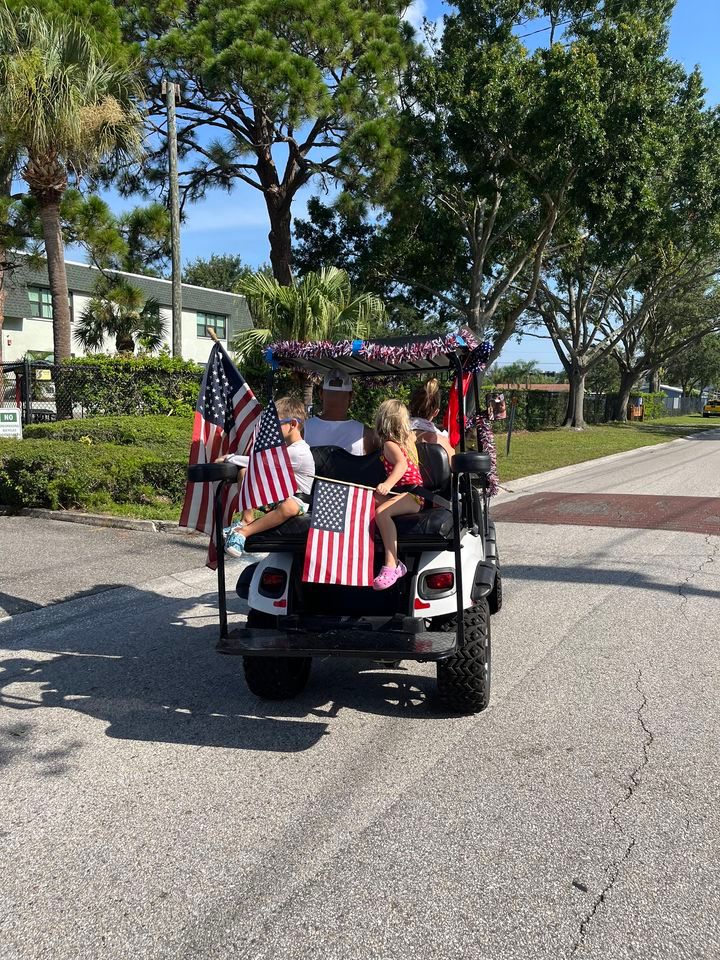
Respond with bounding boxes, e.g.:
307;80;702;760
223;396;315;556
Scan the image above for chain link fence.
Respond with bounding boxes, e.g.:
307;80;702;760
1;360;203;423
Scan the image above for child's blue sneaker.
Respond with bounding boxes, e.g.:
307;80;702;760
224;528;246;557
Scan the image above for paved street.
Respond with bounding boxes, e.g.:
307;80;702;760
2;430;720;960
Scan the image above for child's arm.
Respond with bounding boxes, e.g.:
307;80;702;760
377;441;408;496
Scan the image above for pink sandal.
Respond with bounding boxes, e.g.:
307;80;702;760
372;562;407;591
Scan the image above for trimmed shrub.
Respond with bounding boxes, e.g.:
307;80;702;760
24;414;193;451
0;438;187;512
631;391;667;420
61;354;202;417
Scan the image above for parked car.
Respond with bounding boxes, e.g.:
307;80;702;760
702;398;720;417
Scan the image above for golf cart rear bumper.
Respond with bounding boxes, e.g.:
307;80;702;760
218;616;457;661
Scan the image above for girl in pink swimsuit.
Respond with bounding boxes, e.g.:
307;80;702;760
372;399;426;590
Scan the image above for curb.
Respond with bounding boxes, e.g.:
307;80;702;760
493;427;720;503
0;505;194;534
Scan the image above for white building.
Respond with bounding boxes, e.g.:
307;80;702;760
2;257;253;365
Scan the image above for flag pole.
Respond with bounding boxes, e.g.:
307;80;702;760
312;474;404;495
207;326;221;344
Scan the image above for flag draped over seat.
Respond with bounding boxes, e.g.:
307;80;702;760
180;342;261;568
239;399;297;511
303;478;375;586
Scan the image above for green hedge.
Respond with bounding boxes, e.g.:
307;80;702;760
630;391;667;419
0;437;187;513
61;354;202;417
24;414;193;451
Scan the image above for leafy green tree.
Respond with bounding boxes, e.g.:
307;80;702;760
0;5;144;368
491;360;544;387
535;55;720;428
612;286;720;412
585;355;620;397
61;190;171;277
117;0;412;284
233;267;386;404
294;196;444;335
361;1;696;379
74;275;166;354
183;254;262;293
665;335;720;397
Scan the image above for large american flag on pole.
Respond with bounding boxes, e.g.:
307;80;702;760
302;478;376;586
239;399;296;510
180;342;261;567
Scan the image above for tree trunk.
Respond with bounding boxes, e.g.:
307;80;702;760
614;369;638;422
115;330;135;354
267;201;293;286
37;198;73;418
563;366;586;429
562;377;575;426
38;199;72;363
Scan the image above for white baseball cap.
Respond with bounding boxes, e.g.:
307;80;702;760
322;369;353;392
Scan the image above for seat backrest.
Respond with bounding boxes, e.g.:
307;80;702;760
310;442;450;496
311;446;385;487
417;442;451;494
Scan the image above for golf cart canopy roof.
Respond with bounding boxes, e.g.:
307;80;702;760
265;330;489;378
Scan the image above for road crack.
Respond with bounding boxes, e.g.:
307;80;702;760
678;534;720;620
571;669;654;956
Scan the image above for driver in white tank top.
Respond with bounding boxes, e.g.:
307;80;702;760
304;369;376;455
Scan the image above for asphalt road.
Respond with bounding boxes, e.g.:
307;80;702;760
1;430;719;960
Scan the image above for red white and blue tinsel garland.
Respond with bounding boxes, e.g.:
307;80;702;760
266;329;480;368
466;413;499;497
265;329;500;495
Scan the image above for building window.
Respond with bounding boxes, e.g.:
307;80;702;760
28;286;53;320
196;311;227;339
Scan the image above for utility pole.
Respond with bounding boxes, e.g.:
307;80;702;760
163;79;182;357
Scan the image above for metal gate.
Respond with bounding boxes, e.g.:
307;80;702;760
0;360;57;424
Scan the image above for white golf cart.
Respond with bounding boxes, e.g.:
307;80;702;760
188;333;502;714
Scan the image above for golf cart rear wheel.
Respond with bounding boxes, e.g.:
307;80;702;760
436;599;491;714
243;611;311;700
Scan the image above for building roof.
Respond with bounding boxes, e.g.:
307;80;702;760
4;256;253;340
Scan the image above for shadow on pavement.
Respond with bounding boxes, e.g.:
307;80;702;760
502;563;718;599
0;583;446;761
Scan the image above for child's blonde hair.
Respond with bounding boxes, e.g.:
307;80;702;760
375;399;417;455
276;396;306;433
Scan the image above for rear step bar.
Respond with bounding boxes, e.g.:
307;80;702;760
217;626;457;661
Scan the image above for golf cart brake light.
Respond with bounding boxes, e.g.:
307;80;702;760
260;569;287;597
426;572;454;591
262;571;285;587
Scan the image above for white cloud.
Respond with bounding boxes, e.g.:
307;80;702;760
404;0;427;33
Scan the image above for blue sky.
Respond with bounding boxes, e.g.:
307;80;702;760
101;1;720;368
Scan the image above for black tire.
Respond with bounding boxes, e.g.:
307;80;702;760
703;412;709;418
243;610;312;700
436;599;491;714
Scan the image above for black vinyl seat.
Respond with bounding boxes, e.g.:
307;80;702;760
245;443;454;553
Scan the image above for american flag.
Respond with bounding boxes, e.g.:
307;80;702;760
302;479;375;586
239;399;297;510
180;342;261;567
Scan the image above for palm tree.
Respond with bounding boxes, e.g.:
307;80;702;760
0;5;143;367
75;277;166;355
233;267;387;404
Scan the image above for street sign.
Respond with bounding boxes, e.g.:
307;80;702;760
0;408;23;439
